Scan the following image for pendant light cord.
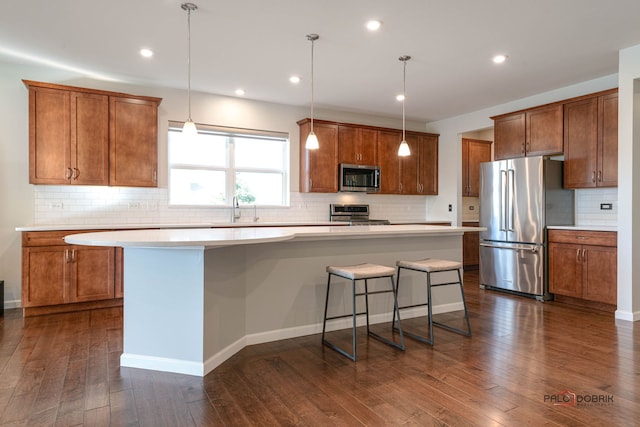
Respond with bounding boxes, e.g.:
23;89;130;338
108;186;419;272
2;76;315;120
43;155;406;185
187;5;193;121
402;58;406;142
307;34;319;133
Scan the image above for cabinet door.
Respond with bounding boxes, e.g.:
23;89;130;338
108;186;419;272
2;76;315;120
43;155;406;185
28;87;71;184
462;139;491;196
548;243;582;298
69;246;115;303
299;121;339;192
526;104;563;156
115;247;124;299
582;245;617;305
377;130;402;193
493;113;525;160
400;134;420;194
109;97;159;187
564;97;599;188
338;126;377;165
462;222;479;270
417;135;438;195
71;92;109;185
598;92;618;187
22;246;69;307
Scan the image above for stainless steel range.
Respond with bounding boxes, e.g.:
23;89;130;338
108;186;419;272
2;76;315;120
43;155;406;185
329;204;390;225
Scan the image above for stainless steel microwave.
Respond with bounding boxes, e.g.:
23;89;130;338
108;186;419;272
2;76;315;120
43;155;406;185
339;164;380;192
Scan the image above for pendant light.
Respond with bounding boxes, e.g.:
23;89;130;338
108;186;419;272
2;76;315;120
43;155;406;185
305;34;320;150
181;2;198;137
398;55;411;157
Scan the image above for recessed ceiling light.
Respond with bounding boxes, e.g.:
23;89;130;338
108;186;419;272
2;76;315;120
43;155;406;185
366;20;382;31
493;54;507;64
235;88;245;96
140;48;154;58
396;94;405;102
289;75;301;84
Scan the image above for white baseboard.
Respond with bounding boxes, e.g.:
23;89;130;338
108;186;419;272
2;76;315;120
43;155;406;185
615;309;640;322
117;302;465;377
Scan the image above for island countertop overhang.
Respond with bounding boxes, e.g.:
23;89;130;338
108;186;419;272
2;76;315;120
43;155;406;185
64;224;485;249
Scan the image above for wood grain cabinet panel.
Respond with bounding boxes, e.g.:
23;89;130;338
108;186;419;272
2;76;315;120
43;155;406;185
462;222;480;270
338;125;377;165
298;119;339;193
109;96;159;187
564;90;618;188
548;230;617;306
22;230;121;316
24;80;161;188
377;130;403;194
493;104;563;160
462;138;492;196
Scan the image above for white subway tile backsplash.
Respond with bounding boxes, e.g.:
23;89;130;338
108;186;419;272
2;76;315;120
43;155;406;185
33;186;436;226
574;188;617;226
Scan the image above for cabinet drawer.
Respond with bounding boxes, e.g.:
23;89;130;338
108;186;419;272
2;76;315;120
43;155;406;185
548;230;617;247
22;230;105;247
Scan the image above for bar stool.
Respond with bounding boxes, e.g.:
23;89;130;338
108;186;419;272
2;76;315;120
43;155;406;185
322;263;405;361
393;258;471;345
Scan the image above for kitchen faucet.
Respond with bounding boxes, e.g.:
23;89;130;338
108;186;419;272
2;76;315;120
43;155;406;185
231;195;241;223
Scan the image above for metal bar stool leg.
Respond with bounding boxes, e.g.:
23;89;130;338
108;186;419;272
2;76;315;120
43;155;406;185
322;273;331;342
431;268;472;337
364;279;370;334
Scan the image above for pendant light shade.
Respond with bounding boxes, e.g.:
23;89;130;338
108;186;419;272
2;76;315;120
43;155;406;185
398;55;411;157
181;2;198;137
305;34;320;150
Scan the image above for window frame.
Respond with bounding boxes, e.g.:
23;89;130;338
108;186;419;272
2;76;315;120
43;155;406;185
168;121;290;207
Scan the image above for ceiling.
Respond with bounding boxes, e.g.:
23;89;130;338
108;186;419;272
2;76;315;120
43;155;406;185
2;0;640;122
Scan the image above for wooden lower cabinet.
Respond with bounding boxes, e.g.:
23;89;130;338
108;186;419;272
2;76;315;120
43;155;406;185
22;230;122;316
548;229;617;307
462;221;479;270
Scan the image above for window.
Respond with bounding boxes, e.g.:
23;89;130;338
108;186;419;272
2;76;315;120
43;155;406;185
168;122;289;206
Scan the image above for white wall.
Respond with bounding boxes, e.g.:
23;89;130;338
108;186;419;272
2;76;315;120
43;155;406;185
616;45;640;321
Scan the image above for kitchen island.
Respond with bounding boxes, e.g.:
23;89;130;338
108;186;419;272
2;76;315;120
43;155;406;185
66;224;480;376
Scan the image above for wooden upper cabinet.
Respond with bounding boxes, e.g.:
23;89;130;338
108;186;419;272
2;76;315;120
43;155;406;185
493;112;525;160
377;130;402;194
299;119;439;194
598;92;618;187
564;90;618;188
24;80;161;187
526;104;563;156
493;104;563;160
462;138;492;197
28;87;109;185
109;97;159;187
338;125;377;165
416;134;438;195
298;119;339;193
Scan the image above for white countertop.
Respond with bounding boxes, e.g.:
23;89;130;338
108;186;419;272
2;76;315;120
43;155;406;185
15;221;340;232
547;225;617;232
65;224;483;249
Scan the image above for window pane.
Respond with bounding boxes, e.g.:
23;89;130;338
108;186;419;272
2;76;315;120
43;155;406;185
170;169;227;205
235;137;284;169
235;172;283;205
169;132;227;167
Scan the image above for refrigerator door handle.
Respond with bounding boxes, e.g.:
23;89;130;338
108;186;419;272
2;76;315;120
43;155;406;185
507;168;515;232
500;170;507;231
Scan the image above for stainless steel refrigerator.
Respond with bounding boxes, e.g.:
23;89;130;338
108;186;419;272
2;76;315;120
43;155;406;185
479;156;574;300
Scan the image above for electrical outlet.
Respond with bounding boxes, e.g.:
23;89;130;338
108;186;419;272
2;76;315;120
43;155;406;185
128;201;143;210
49;201;63;210
469;206;475;211
448;204;452;212
148;201;158;211
600;203;613;210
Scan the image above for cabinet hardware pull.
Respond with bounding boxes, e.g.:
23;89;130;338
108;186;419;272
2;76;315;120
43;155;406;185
592;171;596;183
582;248;587;262
576;249;581;262
71;249;75;263
66;168;73;180
73;168;80;180
309;179;312;189
65;249;69;263
597;170;602;182
521;143;525;154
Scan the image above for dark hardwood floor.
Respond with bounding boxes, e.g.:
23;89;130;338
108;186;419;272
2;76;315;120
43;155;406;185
1;271;638;426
